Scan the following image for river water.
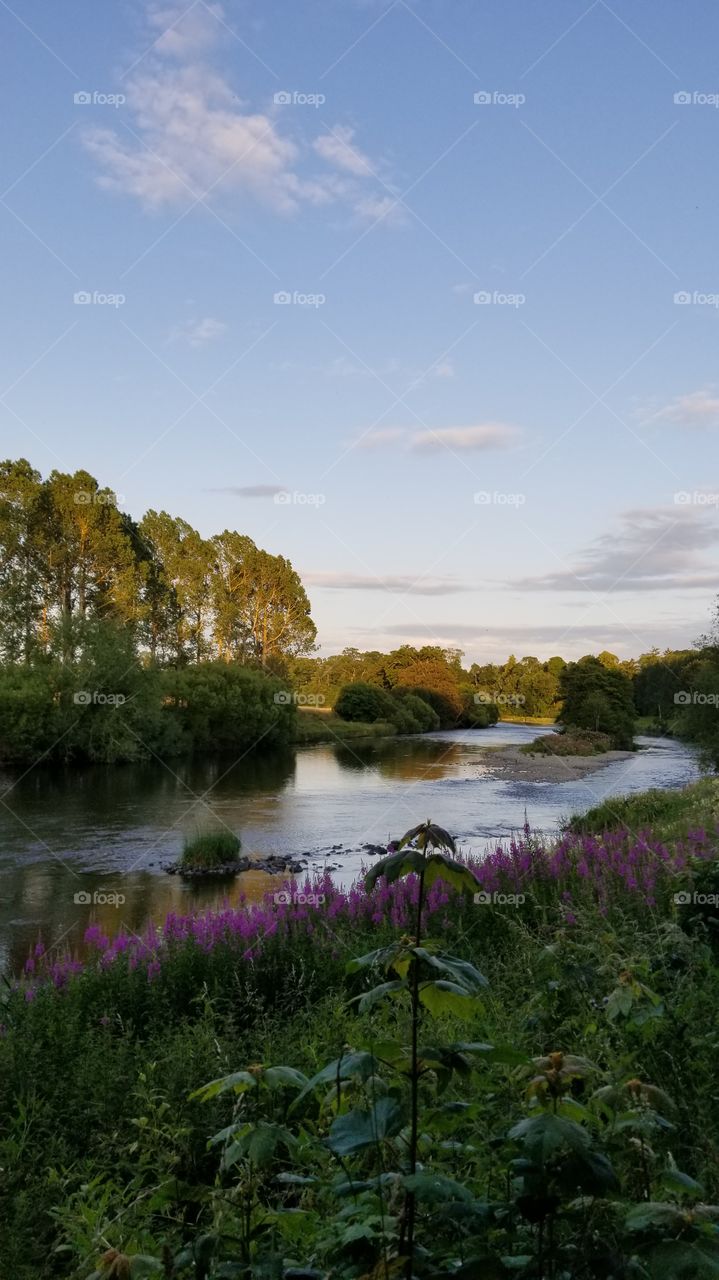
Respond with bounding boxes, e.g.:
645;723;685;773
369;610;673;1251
0;722;703;974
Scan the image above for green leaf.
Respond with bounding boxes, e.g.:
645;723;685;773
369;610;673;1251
419;980;480;1019
364;849;424;890
625;1202;686;1231
291;1051;379;1108
398;821;456;853
326;1098;405;1156
222;1121;297;1170
355;980;406;1012
509;1113;591;1164
661;1168;704;1197
422;854;478;895
346;945;399;973
263;1066;309;1090
412;948;488;991
189;1070;257;1102
402;1172;473;1204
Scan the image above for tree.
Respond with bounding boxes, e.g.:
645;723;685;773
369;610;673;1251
0;458;44;661
559;657;635;748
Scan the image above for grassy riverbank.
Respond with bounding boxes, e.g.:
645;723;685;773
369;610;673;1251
2;781;719;1277
291;706;398;743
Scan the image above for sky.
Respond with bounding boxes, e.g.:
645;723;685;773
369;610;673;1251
1;0;718;663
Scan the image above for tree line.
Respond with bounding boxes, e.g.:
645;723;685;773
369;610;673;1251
0;459;316;666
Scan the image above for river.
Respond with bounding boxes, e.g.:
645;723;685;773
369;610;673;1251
0;722;703;974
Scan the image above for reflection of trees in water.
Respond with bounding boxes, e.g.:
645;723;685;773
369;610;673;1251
2;864;281;978
331;739;464;782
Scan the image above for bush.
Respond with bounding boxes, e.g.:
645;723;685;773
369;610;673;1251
395;683;459;728
335;681;396;723
523;729;613;756
180;831;241;869
392;691;440;732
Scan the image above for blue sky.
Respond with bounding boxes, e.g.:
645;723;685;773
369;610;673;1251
1;0;718;661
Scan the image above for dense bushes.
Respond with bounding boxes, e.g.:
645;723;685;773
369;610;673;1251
0;645;295;765
335;682;440;734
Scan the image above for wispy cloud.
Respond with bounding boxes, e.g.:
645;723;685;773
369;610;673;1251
205;484;286;497
170;316;227;347
355;422;519;453
515;506;719;593
644;388;719;429
304;571;472;595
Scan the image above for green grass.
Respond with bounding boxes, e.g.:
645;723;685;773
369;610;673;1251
565;775;719;838
291;707;397;744
520;729;613;757
179;830;241;869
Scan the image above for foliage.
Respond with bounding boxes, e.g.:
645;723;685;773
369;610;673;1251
521;729;613;757
4;806;719;1276
559;656;636;749
180;831;242;870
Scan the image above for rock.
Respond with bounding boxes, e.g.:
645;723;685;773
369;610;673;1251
363;843;387;857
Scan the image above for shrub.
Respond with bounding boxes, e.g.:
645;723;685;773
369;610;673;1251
523;729;613;757
392;690;440;732
335;681;396;724
180;831;241;869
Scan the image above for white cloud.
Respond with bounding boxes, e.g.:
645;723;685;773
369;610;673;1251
515;506;719;593
304;571;472;595
646;388;719;429
170;316;227;347
314;125;374;177
84;4;392;220
410;423;519;453
353;422;518;452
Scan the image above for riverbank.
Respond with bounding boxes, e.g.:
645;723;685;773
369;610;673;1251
291;707;397;744
3;805;719;1277
483;741;633;782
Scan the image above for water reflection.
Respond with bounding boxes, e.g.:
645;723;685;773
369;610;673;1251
0;725;703;976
